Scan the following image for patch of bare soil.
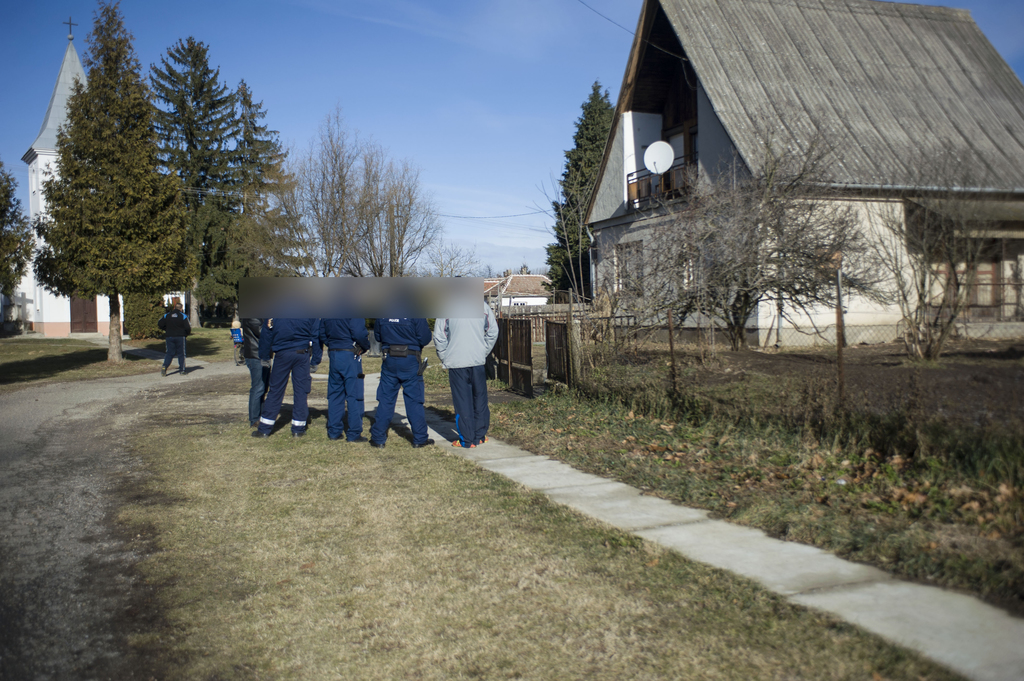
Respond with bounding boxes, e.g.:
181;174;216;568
706;339;1024;426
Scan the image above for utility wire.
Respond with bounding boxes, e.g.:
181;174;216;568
437;209;549;220
573;0;689;62
574;0;634;36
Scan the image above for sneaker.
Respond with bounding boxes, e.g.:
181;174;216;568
251;431;270;439
160;367;167;377
451;440;475;449
475;436;489;446
347;436;368;443
412;439;435;449
369;440;386;449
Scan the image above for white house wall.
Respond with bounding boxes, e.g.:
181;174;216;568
622;111;662;179
14;151;112;337
757;199;914;347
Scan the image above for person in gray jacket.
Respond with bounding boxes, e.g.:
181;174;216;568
433;302;499;448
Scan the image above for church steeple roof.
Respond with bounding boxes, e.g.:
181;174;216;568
23;37;86;162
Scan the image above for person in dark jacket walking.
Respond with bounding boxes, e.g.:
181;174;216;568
252;318;323;438
158;303;191;376
369;317;433;448
241;318;270;428
319;318;371;442
433;302;499;448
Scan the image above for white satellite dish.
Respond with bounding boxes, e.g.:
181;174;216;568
643;141;675;175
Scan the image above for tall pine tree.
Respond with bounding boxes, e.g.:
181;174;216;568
231;79;296;277
35;1;193;362
545;81;613;299
150;37;238;324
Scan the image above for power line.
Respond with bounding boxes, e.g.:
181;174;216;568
573;0;688;62
574;0;634;36
437;209;549;220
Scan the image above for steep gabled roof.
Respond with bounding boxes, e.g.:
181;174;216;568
589;0;1024;219
23;39;85;162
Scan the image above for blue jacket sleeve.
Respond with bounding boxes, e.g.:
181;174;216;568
352;319;370;352
416;318;432;348
373;319;382;344
311;319;323;366
258;321;274;360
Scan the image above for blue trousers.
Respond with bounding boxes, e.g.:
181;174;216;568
327;349;365;440
163;336;186;370
449;365;489;446
371;355;427;445
246;357;270;425
258;349;312;435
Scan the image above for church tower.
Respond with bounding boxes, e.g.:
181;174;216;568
12;21;110;336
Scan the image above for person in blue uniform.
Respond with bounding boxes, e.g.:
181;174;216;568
319;318;371;442
369;317;434;448
252;317;323;438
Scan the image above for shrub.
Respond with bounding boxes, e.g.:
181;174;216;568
124;293;167;340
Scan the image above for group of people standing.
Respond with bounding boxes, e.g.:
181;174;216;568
239;304;498;450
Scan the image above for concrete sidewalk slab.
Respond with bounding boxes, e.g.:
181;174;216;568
545;482;710;530
637;521;891;596
477;456;611;491
792;581;1024;681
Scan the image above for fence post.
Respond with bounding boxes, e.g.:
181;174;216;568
565;303;574;388
667;309;678;395
836;267;845;408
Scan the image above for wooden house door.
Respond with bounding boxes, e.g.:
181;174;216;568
70;296;98;333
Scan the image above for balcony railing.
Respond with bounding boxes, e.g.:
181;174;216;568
627;153;697;209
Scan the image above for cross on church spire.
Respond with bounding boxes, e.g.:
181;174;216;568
63;16;77;41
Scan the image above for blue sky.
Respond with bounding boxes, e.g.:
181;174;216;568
2;0;1022;275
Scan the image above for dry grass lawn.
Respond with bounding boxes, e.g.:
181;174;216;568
116;375;959;680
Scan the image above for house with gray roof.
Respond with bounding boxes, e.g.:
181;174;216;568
585;0;1024;345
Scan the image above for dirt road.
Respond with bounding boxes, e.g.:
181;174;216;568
0;361;242;680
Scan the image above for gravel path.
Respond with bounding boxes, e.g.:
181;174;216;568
0;358;241;680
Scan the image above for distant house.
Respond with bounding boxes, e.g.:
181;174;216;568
484;272;552;309
585;0;1024;345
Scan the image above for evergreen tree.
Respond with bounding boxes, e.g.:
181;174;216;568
35;1;193;362
230;79;292;276
0;156;32;298
545;81;613;299
234;79;285;208
150;36;238;323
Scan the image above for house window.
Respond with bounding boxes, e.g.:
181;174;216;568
615;241;643;295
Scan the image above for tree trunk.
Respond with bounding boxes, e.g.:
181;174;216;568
107;293;123;363
191;283;203;329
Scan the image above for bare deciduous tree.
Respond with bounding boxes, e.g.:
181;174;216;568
868;153;1001;360
350;147;441;277
427;239;479;277
245;109;441;278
